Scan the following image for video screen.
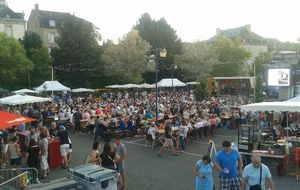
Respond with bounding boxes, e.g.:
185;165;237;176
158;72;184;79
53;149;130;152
268;69;290;86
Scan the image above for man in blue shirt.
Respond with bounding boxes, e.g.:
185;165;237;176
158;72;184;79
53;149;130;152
215;140;243;190
241;153;274;190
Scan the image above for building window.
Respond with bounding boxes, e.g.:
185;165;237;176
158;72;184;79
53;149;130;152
49;20;56;27
5;26;13;37
48;33;55;44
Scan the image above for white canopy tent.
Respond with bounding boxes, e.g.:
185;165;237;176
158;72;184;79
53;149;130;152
118;84;140;89
12;89;38;94
34;81;71;92
71;88;95;93
285;95;300;102
155;78;186;88
0;94;52;106
240;101;300;112
138;83;154;89
105;85;120;89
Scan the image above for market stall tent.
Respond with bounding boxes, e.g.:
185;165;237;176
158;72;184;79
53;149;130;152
71;88;95;93
0;94;52;106
155;78;186;87
138;83;154;88
12;89;38;94
240;101;300;112
34;81;70;92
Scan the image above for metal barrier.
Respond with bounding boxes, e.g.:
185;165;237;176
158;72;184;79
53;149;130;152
0;168;39;189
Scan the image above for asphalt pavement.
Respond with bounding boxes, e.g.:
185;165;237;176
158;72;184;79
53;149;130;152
37;128;299;190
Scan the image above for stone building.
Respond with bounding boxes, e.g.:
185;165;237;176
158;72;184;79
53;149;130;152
0;0;25;40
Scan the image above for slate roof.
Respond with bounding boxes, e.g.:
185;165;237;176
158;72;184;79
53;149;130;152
0;4;24;19
37;10;69;28
208;26;265;44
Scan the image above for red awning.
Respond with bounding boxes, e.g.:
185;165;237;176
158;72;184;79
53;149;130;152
0;111;35;130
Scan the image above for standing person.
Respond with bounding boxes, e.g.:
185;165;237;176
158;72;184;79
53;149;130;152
89;141;101;165
193;155;214;190
26;139;40;182
158;119;179;157
8;136;22;167
100;143;120;170
214;140;243;190
57;125;70;169
241;154;274;190
73;108;82;134
39;131;49;178
178;121;188;152
114;136;127;190
1;130;9;167
26;139;40;169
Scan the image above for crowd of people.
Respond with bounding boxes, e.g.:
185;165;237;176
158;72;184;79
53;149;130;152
0;90;255;189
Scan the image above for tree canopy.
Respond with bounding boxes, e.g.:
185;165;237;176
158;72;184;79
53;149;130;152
102;30;151;84
51;15;103;87
175;42;217;82
20;32;52;88
0;33;32;89
134;13;182;81
211;36;251;77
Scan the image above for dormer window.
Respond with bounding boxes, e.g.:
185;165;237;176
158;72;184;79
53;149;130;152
49;20;56;27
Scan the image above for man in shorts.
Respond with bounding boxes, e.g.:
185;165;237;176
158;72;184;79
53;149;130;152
57;125;70;169
158;119;178;157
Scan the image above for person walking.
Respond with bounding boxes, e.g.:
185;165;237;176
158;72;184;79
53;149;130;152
57;125;70;169
214;140;243;190
241;153;274;190
158;119;178;157
114;136;127;190
193;155;214;190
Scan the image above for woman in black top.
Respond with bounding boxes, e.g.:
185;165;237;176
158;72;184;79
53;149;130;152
100;143;120;170
26;139;40;169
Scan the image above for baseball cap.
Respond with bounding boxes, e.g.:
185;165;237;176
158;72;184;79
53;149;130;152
59;125;65;131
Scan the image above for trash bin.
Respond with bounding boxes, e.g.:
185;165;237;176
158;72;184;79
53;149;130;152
69;164;118;190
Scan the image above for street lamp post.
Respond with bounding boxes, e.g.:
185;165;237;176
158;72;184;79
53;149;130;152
154;48;167;126
171;64;177;90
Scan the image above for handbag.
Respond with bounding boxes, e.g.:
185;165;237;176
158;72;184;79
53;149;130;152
249;164;262;190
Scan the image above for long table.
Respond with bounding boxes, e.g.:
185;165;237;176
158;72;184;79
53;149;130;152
240;151;289;175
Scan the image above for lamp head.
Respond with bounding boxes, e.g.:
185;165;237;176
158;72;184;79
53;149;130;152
159;48;167;58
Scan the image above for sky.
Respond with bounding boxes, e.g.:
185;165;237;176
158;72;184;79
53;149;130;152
5;0;300;43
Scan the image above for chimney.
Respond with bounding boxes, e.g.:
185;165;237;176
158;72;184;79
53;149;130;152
216;28;222;35
245;24;251;32
34;4;39;10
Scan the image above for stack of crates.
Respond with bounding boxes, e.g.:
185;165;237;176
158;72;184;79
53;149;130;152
69;164;118;190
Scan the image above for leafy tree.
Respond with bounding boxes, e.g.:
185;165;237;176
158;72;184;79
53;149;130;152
20;32;52;88
102;30;151;84
0;33;32;89
175;41;217;82
255;75;264;102
252;52;271;102
51;15;103;87
211;36;251;77
20;32;43;57
194;82;209;101
134;13;182;81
